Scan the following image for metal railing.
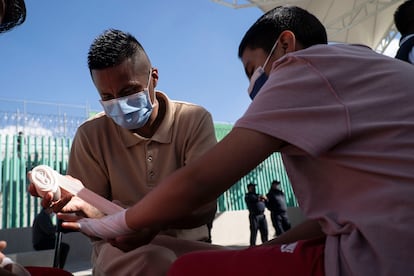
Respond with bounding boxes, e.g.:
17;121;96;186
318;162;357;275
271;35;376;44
0;98;98;138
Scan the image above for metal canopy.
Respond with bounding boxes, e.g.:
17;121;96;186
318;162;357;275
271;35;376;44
212;0;403;53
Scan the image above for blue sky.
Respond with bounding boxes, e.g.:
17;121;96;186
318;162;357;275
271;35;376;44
0;0;263;124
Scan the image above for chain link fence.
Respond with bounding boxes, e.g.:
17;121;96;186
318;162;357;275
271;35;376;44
0;98;100;138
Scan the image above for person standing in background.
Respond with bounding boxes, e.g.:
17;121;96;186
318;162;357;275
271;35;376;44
32;207;70;269
32;207;56;251
265;180;291;237
244;183;268;246
394;0;414;64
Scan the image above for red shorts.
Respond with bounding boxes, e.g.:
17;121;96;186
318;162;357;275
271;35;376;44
168;238;325;276
25;266;73;276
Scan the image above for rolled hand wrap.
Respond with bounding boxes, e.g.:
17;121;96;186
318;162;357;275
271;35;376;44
30;165;124;215
78;209;133;239
30;165;61;200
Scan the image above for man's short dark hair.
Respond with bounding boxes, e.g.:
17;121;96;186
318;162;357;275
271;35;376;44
394;0;414;36
0;0;26;33
238;5;327;58
87;29;150;71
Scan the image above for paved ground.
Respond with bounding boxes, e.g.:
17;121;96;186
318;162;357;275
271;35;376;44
72;268;92;276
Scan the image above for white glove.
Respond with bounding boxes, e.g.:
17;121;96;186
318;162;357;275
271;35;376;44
78;209;134;239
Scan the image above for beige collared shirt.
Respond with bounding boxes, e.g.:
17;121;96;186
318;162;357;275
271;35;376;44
68;91;217;240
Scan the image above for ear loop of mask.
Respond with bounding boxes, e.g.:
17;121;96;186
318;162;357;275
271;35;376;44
247;38;279;99
263;38;279;69
147;69;157;109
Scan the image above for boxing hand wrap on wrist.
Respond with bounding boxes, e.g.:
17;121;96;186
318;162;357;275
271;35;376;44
78;209;133;239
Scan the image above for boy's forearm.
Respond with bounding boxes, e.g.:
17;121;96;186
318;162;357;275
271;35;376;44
167;200;217;229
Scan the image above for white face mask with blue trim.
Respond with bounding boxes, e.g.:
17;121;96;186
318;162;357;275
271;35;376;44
100;72;154;130
247;39;279;100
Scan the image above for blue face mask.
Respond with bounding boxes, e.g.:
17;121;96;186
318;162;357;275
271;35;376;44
100;73;154;130
247;40;279;100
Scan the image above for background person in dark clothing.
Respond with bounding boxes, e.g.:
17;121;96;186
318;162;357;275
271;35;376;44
394;0;414;64
265;180;291;237
244;183;268;246
32;207;70;269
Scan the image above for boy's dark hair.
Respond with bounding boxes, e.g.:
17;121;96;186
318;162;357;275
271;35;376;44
394;0;414;36
0;0;26;33
238;6;327;58
87;29;150;71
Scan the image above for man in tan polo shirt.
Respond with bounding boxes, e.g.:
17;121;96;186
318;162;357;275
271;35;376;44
30;29;219;275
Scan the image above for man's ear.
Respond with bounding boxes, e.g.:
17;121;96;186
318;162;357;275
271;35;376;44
151;68;159;88
279;30;297;54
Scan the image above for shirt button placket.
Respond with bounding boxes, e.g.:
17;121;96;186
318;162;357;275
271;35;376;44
146;144;155;183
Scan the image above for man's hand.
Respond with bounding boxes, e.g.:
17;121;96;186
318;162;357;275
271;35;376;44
259;195;268;202
0;240;7;263
28;171;104;218
61;196;105;219
59;209;136;241
27;171;73;213
60;220;158;252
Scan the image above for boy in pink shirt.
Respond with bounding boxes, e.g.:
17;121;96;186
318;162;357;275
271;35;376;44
46;5;414;276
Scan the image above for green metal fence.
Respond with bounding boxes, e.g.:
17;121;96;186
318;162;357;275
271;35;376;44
0;134;72;229
0;124;297;229
214;123;297;211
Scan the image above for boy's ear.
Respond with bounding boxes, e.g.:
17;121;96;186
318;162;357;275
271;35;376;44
151;68;159;88
279;30;298;54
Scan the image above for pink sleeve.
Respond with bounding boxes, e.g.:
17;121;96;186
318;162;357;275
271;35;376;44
235;55;350;156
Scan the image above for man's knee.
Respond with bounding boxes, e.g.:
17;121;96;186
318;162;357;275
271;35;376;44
93;243;177;276
138;244;177;270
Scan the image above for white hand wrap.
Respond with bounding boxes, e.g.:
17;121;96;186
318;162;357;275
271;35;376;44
78;209;133;240
30;165;124;215
30;165;61;200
